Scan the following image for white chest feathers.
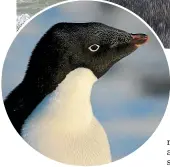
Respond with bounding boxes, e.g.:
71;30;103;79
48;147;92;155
21;68;112;165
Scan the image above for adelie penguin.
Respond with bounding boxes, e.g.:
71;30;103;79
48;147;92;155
4;22;148;165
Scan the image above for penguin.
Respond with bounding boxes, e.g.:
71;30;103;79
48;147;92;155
4;22;148;165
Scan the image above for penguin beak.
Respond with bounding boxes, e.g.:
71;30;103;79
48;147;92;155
131;34;149;47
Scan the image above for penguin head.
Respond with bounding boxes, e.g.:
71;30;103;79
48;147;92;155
25;22;148;93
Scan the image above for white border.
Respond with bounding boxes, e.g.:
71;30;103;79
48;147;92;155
0;0;170;167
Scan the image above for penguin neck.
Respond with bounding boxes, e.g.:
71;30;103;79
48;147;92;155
59;68;97;116
4;64;71;134
32;68;98;131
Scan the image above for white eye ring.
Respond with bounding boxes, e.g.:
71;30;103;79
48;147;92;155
88;44;100;52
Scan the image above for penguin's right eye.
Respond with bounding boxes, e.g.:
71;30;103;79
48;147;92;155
88;44;100;52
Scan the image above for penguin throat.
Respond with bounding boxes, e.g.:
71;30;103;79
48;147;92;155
22;68;98;134
54;67;98;128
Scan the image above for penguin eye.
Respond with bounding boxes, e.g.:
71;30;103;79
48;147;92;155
88;44;100;52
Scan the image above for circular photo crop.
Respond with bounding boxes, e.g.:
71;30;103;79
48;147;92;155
2;0;169;166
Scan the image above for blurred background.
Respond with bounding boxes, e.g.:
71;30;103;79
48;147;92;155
4;1;169;161
17;0;170;48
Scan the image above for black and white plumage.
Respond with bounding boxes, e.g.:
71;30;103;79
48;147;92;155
4;22;148;165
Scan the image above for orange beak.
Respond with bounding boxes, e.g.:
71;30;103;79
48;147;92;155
131;34;149;47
